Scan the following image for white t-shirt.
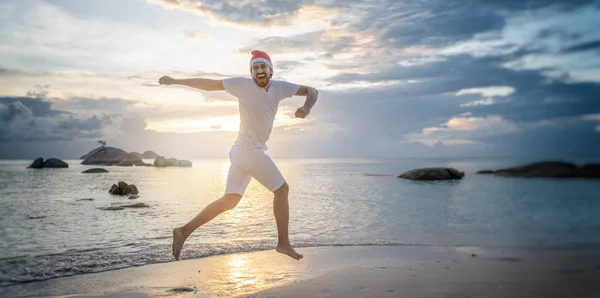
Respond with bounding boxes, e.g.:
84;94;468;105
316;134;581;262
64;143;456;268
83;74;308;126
222;77;300;150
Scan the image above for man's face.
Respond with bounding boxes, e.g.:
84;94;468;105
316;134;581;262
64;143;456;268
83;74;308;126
251;62;272;87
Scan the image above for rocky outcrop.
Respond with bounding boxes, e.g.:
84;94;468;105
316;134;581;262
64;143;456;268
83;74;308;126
142;151;159;159
28;157;68;168
154;156;192;167
99;202;149;211
108;181;139;196
130;152;143;158
82;168;109;173
82;147;144;166
398;167;464;180
29;158;44;168
477;161;600;178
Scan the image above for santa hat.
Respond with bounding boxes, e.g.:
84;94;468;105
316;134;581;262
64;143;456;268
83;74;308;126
249;50;273;71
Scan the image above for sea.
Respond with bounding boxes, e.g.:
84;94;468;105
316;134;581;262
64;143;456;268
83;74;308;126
1;156;600;287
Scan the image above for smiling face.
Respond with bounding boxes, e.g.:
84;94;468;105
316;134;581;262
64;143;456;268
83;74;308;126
251;62;273;88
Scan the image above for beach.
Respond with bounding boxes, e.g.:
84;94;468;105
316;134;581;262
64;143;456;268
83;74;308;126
3;245;600;297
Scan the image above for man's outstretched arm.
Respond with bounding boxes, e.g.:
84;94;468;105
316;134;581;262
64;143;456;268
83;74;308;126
294;85;319;119
158;76;224;91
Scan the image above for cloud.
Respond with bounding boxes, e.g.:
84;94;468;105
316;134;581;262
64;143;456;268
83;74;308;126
440;3;600;83
405;115;518;146
456;86;515;97
456;86;515;107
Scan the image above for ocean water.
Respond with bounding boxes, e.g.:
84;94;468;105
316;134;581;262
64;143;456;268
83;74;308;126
1;157;600;287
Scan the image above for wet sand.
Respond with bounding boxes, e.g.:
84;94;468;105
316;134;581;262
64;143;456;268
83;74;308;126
3;245;600;298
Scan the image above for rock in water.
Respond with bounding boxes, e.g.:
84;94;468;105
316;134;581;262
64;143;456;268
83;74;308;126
475;161;600;178
43;158;68;168
179;160;192;167
29;157;44;169
578;164;600;178
398;167;464;180
154;155;193;167
81;147;143;166
109;184;122;195
28;157;68;168
142;150;159;159
109;181;139;196
82;168;109;173
154;156;168;167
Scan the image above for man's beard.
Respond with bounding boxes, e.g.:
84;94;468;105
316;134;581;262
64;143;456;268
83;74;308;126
253;75;270;87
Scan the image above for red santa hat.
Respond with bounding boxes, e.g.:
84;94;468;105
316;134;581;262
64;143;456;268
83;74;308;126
250;50;273;71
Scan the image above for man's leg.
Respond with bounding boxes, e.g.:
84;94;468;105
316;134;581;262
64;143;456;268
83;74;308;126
273;182;303;260
172;156;251;261
172;194;241;260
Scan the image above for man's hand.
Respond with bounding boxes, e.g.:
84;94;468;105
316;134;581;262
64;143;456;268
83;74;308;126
295;106;310;119
158;75;175;85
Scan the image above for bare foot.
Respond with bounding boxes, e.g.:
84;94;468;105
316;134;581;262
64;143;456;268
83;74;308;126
276;244;303;260
172;227;187;261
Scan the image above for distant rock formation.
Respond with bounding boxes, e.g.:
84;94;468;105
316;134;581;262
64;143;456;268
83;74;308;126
477;161;600;178
130;152;143;158
109;181;139;196
398;167;464;180
80;146;120;159
154;156;192;167
81;147;144;166
142;151;159;159
28;157;68;168
82;168;109;173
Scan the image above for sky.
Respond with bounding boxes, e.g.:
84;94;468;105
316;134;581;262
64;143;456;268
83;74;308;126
1;0;599;160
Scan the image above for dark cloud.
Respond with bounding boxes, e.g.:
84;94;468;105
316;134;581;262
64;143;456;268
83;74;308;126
0;96;116;144
475;121;600;158
0;97;68;119
57;115;112;132
562;40;600;53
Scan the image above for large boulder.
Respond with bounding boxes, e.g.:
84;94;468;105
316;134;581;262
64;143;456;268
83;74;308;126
153;156;192;167
142;151;159;159
398;167;464;180
81;147;143;166
179;160;193;167
43;158;69;168
154;156;168;167
28;157;68;168
578;164;600;178
477;161;600;178
29;157;44;168
109;181;139;196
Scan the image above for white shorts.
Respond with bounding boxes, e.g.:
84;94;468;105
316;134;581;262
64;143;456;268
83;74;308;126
225;145;285;195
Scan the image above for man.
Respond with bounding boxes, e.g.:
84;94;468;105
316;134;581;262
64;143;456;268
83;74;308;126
159;50;319;261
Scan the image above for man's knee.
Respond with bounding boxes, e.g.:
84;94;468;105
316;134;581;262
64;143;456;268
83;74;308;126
221;193;242;210
274;182;289;196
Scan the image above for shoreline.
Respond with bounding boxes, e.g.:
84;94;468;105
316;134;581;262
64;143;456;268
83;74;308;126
3;245;600;298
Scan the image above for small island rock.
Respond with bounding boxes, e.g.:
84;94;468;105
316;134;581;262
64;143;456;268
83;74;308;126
109;181;139;196
82;147;143;166
476;161;600;178
82;168;109;173
142;151;159;159
398;167;464;180
28;157;68;168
